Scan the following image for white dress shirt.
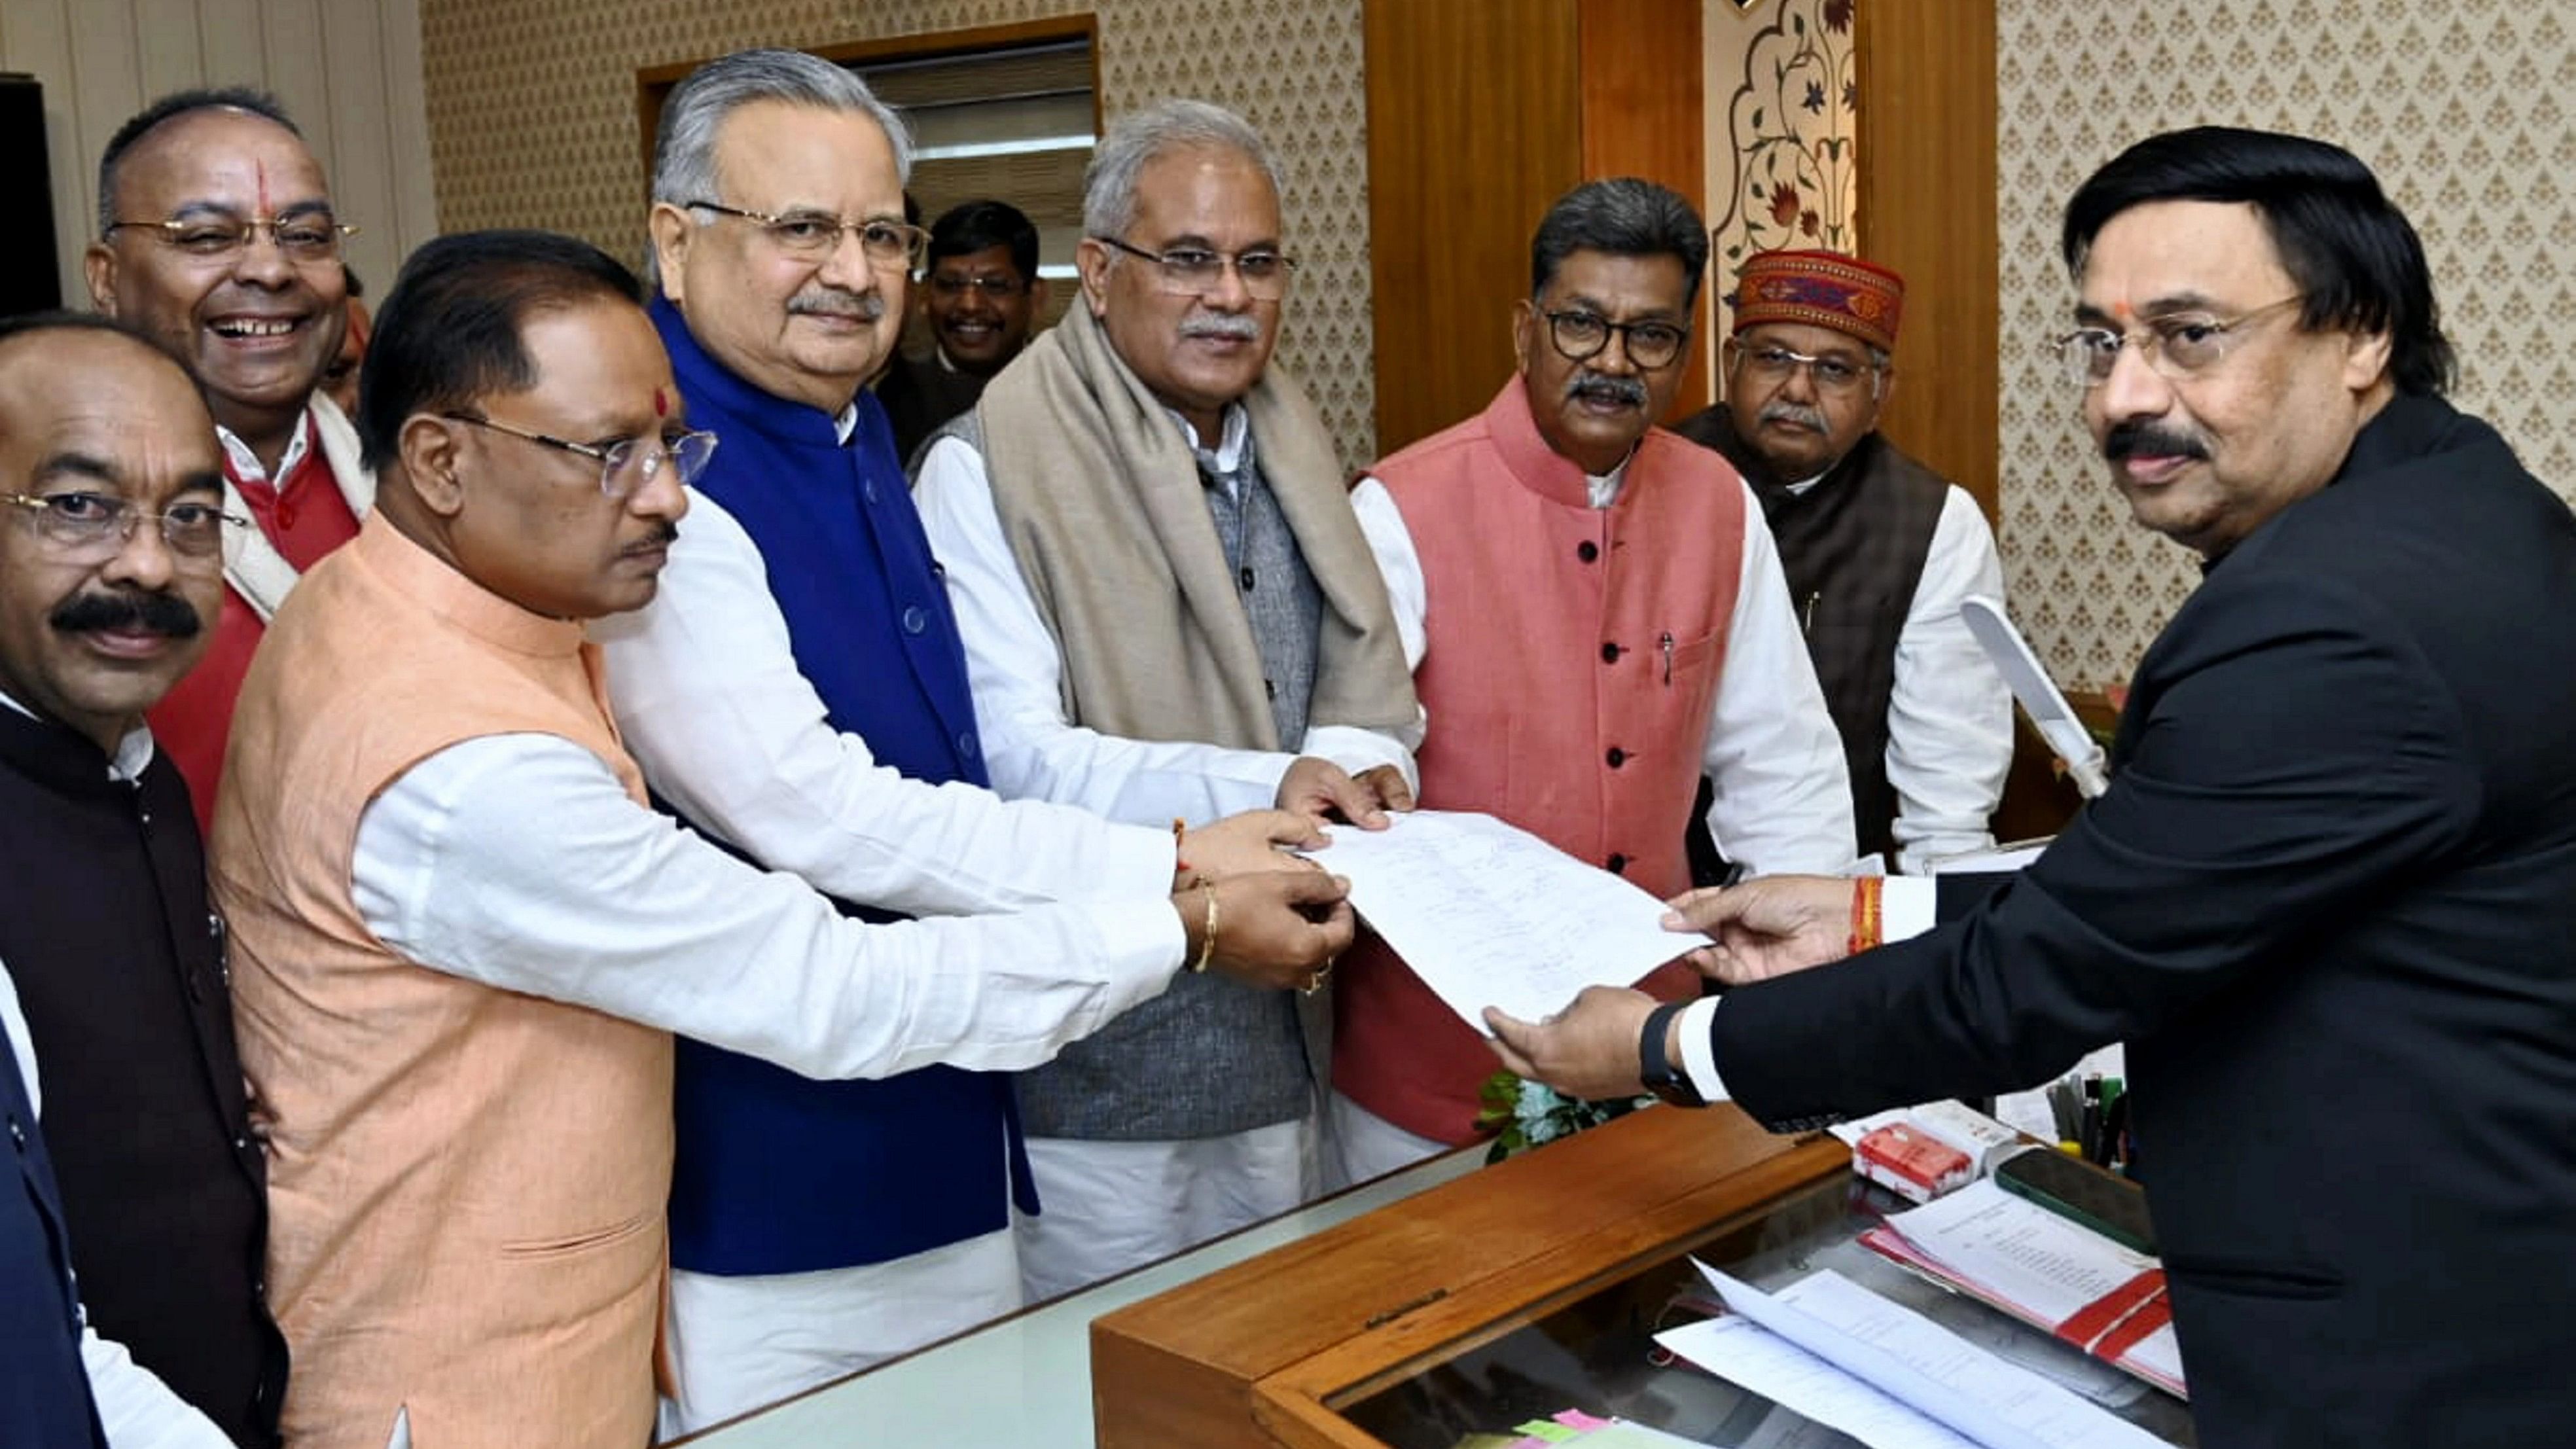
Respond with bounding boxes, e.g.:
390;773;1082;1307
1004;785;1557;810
911;412;1423;828
1673;877;1939;1103
1347;463;1858;876
0;961;234;1449
349;734;1183;1080
589;489;1177;917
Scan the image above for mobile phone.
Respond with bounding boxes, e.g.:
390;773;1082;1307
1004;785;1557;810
1992;1147;2158;1256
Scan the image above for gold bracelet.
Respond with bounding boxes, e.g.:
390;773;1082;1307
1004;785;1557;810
1190;880;1220;973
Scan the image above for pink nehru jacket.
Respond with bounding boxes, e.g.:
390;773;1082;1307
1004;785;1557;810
1335;379;1747;1143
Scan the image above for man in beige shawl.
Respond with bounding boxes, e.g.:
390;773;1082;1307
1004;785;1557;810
914;99;1422;1300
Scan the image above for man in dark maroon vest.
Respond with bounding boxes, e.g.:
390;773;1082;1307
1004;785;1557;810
1675;251;2011;872
0;313;287;1445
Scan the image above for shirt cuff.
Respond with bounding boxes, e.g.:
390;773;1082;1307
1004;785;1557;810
1067;895;1191;1016
1675;995;1732;1105
1882;877;1939;942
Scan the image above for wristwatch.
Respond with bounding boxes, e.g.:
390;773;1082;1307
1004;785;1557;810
1638;1000;1704;1108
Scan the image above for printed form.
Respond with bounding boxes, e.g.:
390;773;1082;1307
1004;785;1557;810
1312;809;1704;1029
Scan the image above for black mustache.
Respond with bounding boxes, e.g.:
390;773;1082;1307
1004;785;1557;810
2102;421;2211;463
1569;374;1649;408
628;523;681;552
50;589;202;639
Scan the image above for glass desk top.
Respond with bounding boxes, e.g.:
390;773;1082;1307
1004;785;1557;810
1337;1173;2197;1449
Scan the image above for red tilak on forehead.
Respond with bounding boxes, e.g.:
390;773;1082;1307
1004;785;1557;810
255;160;270;216
653;387;670;418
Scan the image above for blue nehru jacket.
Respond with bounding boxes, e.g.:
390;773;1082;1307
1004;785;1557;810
653;299;1035;1276
0;1016;107;1447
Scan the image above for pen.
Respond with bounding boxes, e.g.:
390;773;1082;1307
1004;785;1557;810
1660;631;1674;685
1802;591;1819;633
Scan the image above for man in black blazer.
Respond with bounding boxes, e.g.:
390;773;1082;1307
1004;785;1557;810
1488;126;2576;1448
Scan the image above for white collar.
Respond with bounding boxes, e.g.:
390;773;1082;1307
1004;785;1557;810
1166;402;1251;480
216;406;317;485
1584;454;1636;510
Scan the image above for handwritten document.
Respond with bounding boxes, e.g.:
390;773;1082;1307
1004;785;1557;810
1664;1265;2166;1449
1311;810;1702;1029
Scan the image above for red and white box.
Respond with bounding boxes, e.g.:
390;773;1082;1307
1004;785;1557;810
1853;1123;1973;1204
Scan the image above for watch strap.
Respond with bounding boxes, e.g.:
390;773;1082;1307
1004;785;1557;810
1639;999;1704;1108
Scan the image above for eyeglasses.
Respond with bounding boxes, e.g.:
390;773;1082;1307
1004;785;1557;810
684;200;926;271
1542;309;1690;370
441;413;719;498
2051;295;2305;388
103;212;358;264
1729;341;1884;397
1090;236;1297;301
1;492;245;564
927;273;1029;299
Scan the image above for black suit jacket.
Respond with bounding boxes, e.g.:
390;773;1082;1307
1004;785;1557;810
1710;395;2576;1446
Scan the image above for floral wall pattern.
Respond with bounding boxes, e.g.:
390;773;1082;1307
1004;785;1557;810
1996;0;2576;690
1706;0;1857;326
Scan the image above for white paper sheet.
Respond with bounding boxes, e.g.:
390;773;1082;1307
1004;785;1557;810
1682;1265;2165;1449
1656;1313;1985;1449
1309;810;1703;1029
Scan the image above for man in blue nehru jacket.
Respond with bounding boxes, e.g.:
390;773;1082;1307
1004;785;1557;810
607;49;1349;1434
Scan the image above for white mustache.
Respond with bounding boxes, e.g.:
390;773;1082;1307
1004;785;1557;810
790;289;885;322
1760;399;1830;432
1180;313;1262;342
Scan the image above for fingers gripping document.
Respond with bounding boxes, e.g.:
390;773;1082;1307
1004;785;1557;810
1309;810;1704;1029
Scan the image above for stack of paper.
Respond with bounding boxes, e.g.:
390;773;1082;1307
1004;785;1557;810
1657;1265;2168;1448
1863;1181;2184;1398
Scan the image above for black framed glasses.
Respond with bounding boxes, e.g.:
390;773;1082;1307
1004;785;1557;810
1090;236;1297;300
103;211;357;264
442;413;719;499
1542;309;1690;370
683;200;927;271
1;491;245;565
2051;295;2304;388
1728;341;1885;397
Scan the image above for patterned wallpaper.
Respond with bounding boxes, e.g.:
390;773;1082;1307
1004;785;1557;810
418;0;1378;467
1705;0;1857;318
1996;0;2576;689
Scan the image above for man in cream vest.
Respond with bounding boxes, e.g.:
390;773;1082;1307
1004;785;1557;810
1331;179;1857;1183
84;88;372;829
214;229;1353;1448
914;100;1422;1299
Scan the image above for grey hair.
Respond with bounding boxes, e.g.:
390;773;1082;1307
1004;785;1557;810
1530;177;1711;308
645;48;914;289
1082;99;1281;240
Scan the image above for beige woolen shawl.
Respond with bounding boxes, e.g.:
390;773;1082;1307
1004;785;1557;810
971;303;1418;749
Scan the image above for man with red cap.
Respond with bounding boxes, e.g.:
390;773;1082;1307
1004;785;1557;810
1328;181;1855;1184
1676;249;2011;873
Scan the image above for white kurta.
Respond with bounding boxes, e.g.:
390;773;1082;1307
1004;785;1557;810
1850;480;2013;872
348;734;1187;1435
582;482;1203;1430
912;410;1420;1299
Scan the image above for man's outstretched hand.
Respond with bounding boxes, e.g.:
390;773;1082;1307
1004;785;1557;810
1663;875;1860;985
1482;986;1661;1101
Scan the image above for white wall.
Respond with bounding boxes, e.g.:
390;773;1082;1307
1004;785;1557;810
0;0;437;308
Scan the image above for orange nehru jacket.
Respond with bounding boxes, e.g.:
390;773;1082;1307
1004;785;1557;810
212;514;672;1448
1335;379;1746;1143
